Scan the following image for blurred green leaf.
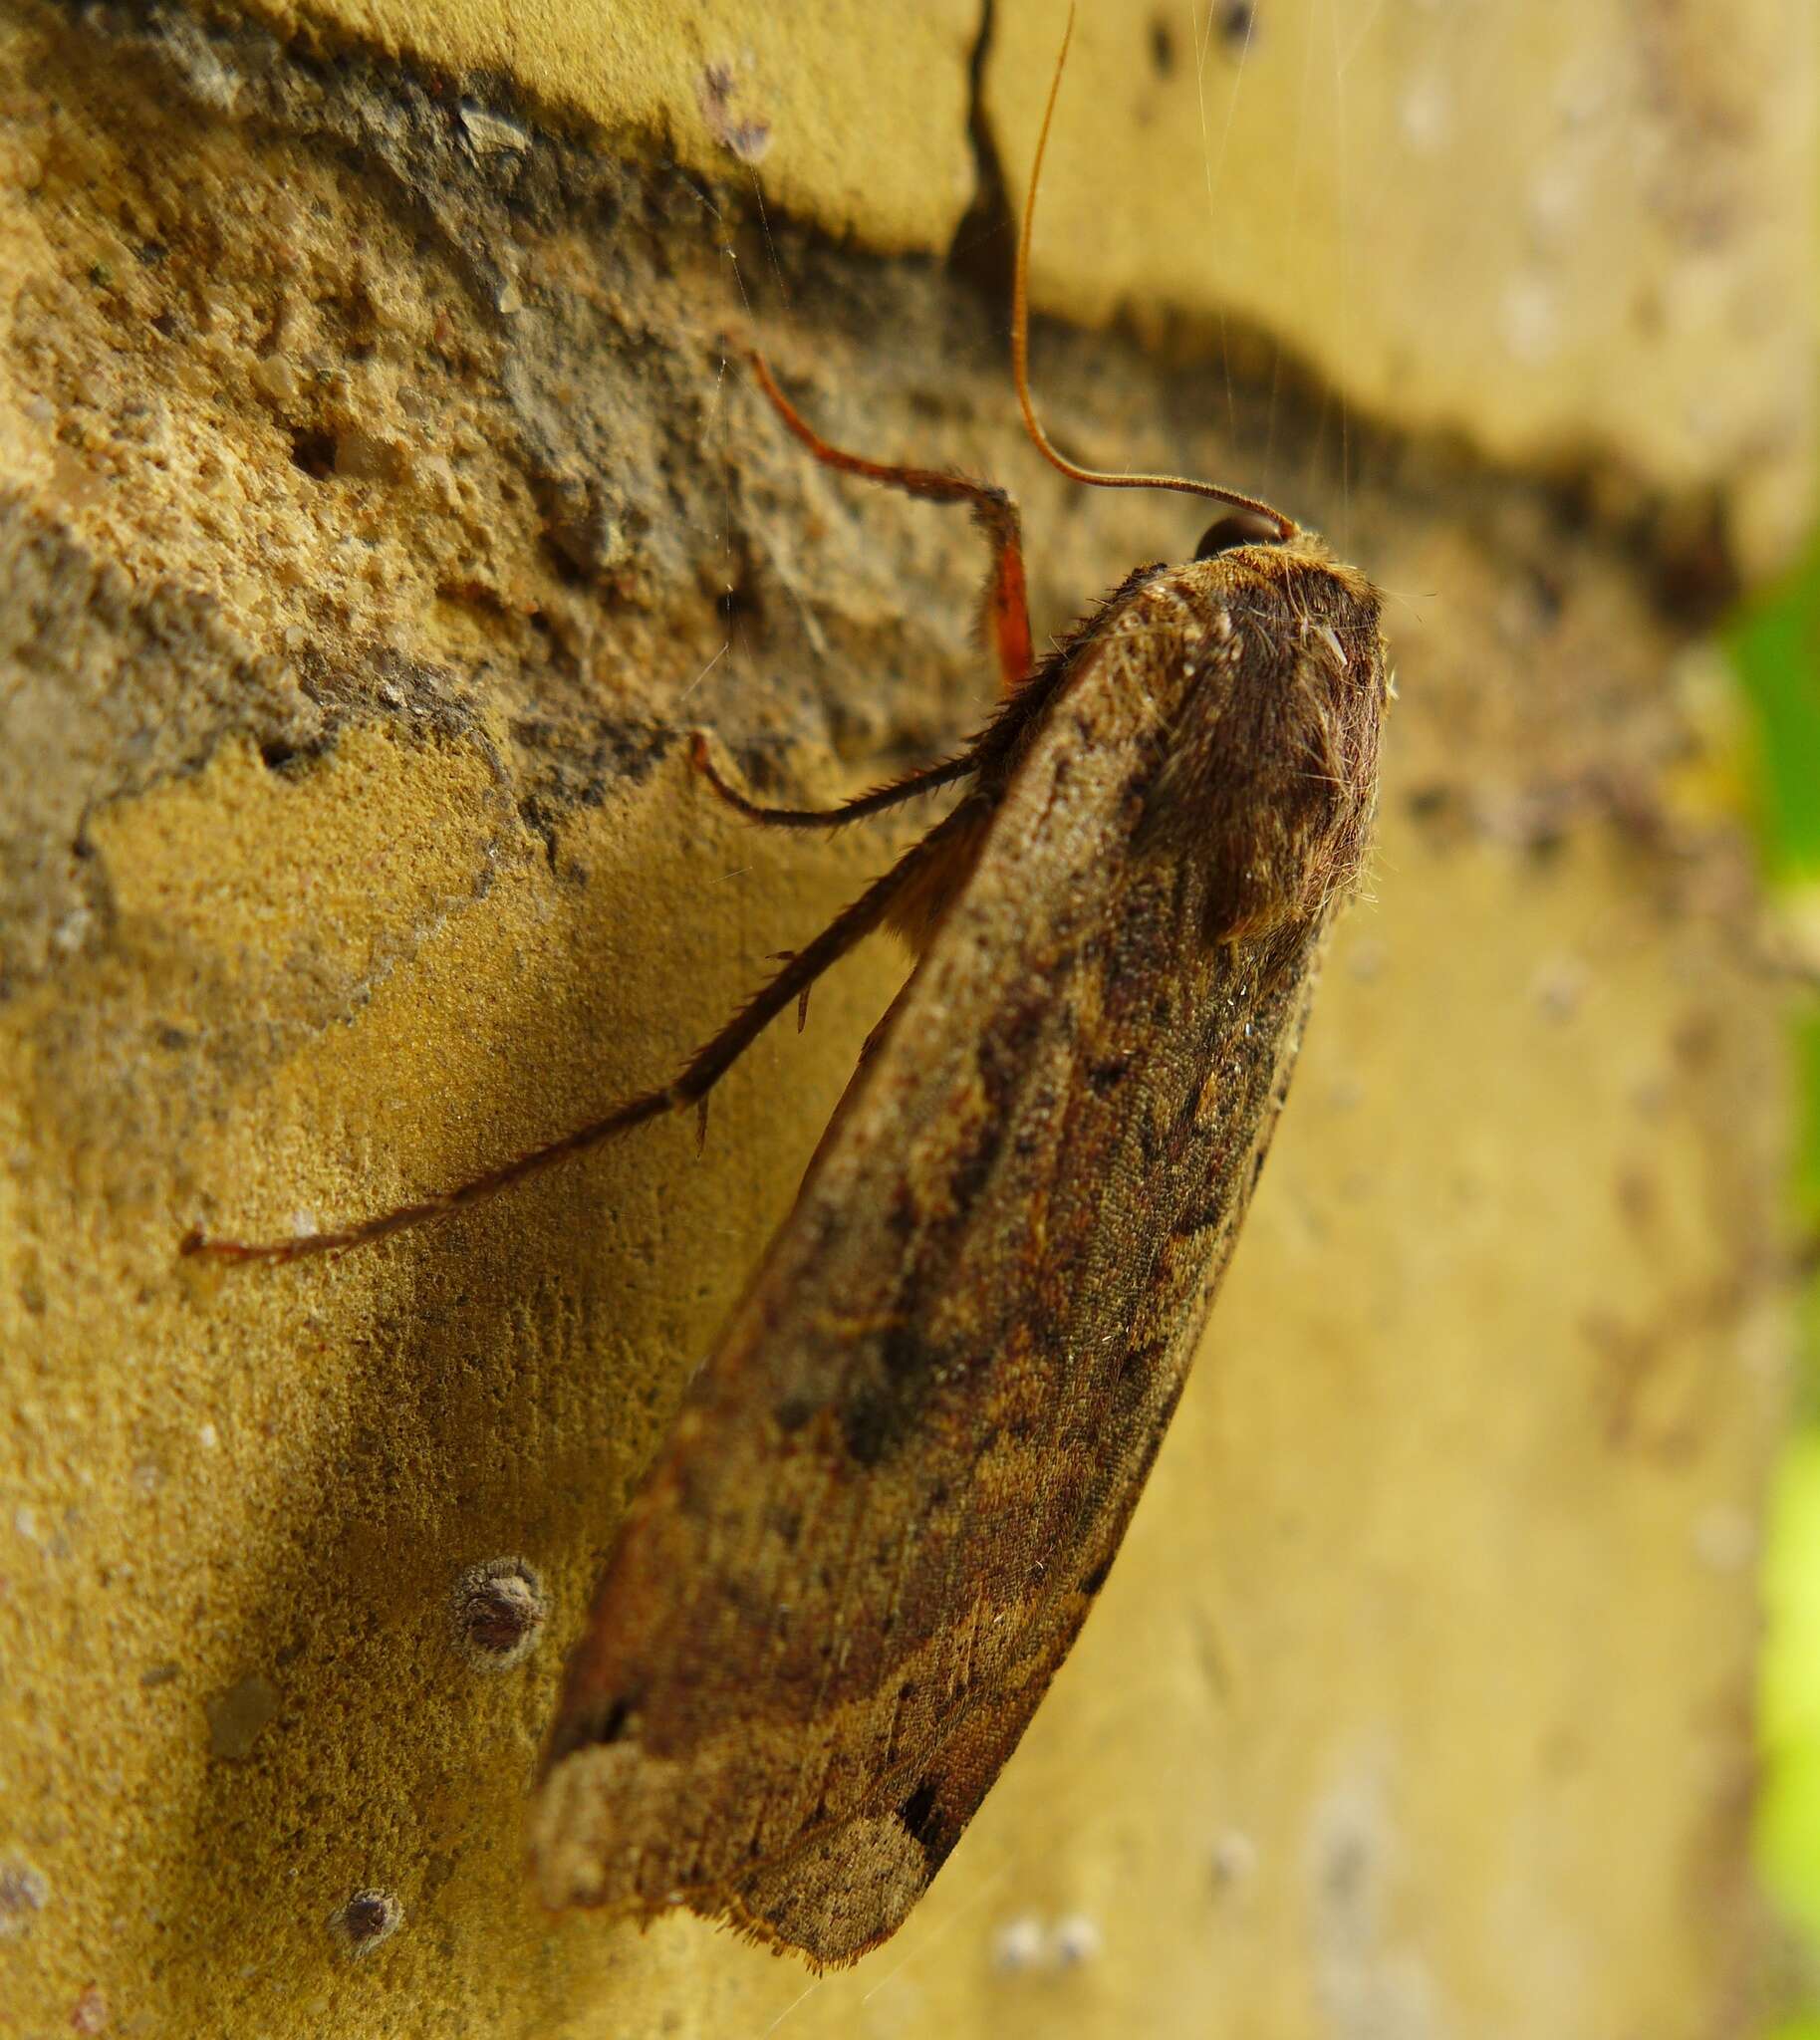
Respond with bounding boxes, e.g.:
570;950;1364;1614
1735;524;1820;2028
1763;1437;1820;1939
1729;539;1820;884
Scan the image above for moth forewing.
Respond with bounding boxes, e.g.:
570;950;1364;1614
529;541;1388;1964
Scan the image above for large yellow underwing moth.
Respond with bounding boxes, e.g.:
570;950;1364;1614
187;10;1389;1968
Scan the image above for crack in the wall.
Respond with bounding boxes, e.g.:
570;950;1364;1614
948;0;1015;309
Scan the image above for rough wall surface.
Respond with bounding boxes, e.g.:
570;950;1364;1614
985;0;1817;574
189;0;1817;570
0;1;1807;2036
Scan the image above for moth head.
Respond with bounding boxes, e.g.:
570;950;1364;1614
1194;511;1288;560
1155;547;1386;942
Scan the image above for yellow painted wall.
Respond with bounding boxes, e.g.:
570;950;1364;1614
0;0;1809;2033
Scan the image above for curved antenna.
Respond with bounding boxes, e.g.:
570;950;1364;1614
1012;4;1298;542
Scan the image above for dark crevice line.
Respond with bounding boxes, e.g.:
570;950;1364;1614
947;0;1016;311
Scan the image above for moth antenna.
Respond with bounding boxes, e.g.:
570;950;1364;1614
1012;3;1298;541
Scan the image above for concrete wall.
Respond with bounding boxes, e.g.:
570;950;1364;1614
1;1;1811;2032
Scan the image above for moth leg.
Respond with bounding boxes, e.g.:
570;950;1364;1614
751;354;1034;695
182;796;989;1265
687;730;974;832
663;791;984;1102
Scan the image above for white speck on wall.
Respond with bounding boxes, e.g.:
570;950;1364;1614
991;1910;1105;1976
1309;1758;1445;2038
69;1983;108;2034
198;1422;220;1450
1211;1828;1259;1889
1500;275;1562;366
1692;1506;1755;1573
1398;75;1452;155
14;1505;39;1543
0;1860;51;1938
50;906;94;954
990;1912;1045;1974
1553;63;1612;130
1682;394;1721;450
1531;954;1588;1023
1526;162;1584;254
1049;1912;1103;1968
1347;937;1388;984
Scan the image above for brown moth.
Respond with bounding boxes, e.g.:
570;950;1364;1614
186;11;1388;1968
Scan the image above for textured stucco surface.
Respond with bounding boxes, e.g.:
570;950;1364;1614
202;0;1817;571
986;0;1817;576
0;0;1807;2034
237;0;982;255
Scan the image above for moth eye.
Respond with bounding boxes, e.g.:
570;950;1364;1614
1194;511;1284;559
